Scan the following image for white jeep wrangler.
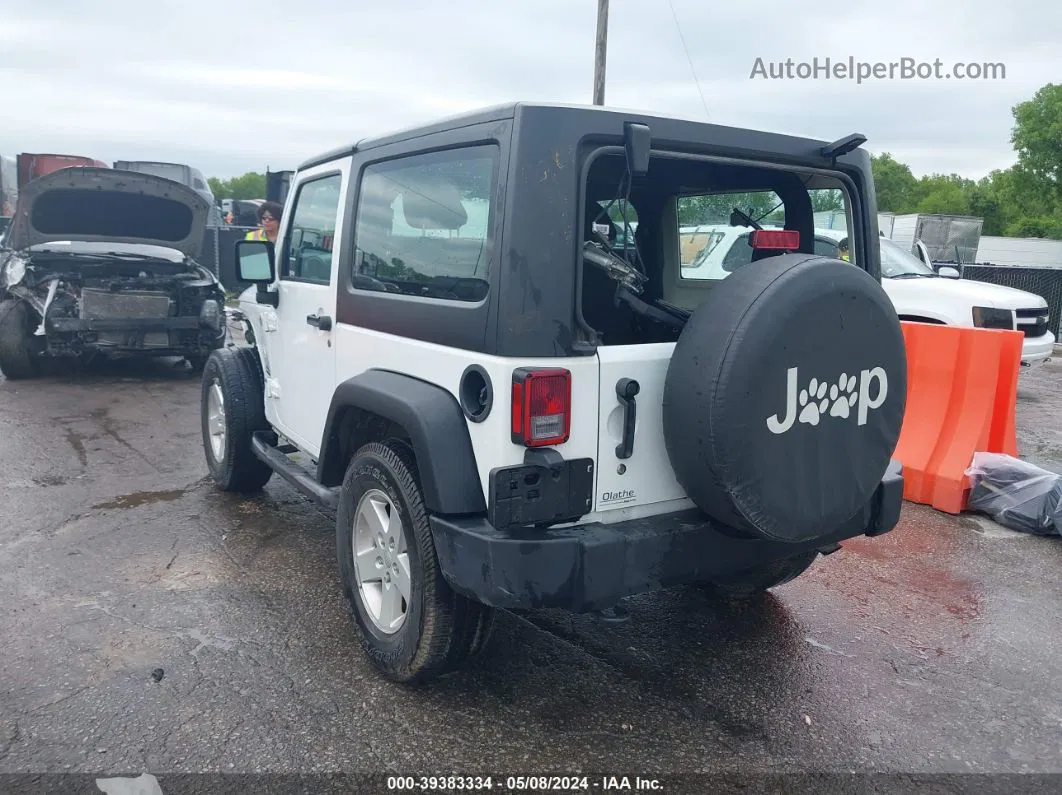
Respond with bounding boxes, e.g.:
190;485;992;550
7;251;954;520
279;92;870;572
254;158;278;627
201;103;908;683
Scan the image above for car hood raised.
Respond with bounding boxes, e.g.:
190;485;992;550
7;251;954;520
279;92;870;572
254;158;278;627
884;274;1049;310
3;167;210;258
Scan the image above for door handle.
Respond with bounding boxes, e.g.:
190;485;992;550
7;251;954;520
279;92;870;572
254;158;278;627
615;378;640;459
306;314;332;331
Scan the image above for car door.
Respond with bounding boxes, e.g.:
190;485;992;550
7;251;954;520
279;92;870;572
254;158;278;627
267;163;349;457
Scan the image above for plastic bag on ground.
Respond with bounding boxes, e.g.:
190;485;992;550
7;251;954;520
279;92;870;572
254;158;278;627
964;452;1062;536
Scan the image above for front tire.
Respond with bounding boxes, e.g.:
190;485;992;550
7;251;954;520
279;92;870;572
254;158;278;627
0;299;42;379
702;552;819;598
200;347;273;492
336;440;495;683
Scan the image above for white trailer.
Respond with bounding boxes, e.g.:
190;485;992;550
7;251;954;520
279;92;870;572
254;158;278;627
975;236;1062;267
812;211;895;236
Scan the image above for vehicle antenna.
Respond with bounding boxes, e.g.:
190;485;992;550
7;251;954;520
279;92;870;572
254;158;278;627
665;0;710;120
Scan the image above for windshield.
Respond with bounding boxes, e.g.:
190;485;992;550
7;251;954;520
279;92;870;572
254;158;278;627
687;230;728;266
880;237;936;278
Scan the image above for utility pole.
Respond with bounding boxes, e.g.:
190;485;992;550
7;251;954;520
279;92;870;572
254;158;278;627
593;0;608;105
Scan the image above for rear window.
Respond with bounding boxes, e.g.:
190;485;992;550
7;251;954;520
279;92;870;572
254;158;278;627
677;187;854;281
579;149;861;344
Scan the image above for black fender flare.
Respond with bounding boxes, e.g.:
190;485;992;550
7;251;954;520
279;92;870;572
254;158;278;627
317;369;486;516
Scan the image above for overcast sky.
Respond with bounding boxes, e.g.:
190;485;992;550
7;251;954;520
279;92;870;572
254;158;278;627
2;0;1059;182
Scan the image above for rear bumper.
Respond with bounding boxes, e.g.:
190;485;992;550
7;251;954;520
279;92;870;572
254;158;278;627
431;459;904;612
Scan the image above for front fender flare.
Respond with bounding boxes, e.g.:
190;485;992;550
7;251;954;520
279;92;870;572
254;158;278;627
318;369;486;516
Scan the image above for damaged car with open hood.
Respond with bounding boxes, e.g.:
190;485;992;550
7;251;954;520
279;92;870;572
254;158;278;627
0;167;227;378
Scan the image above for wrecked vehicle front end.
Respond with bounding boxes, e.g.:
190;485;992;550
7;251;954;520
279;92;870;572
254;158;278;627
2;245;226;360
0;167;225;372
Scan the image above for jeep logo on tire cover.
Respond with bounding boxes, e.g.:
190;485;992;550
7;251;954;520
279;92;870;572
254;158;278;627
766;366;888;434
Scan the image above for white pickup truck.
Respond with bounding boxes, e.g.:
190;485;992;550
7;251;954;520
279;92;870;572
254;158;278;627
682;225;1055;368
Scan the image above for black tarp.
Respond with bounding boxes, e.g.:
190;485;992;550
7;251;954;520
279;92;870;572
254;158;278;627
966;453;1062;536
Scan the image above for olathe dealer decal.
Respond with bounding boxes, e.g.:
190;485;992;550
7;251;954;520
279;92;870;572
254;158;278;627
600;488;636;506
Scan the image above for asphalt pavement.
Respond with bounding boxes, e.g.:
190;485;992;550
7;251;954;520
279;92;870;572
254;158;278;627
2;352;1062;792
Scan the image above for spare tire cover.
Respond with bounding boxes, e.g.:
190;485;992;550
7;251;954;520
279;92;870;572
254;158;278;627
662;252;906;544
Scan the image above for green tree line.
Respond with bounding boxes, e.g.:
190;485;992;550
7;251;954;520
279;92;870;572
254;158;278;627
207;172;266;201
872;83;1062;239
676;84;1062;237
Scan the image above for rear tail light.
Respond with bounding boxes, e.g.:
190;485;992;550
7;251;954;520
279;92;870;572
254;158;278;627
749;229;800;250
511;368;571;447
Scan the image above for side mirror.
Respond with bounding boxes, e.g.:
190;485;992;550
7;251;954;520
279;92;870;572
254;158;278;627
236;239;275;283
938;266;961;279
624;122;651;177
235;239;278;306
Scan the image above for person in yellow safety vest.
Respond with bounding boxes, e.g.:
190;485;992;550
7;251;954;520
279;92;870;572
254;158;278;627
245;201;283;243
837;237;851;262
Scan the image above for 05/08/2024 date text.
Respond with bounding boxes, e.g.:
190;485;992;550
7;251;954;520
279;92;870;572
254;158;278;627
387;775;664;791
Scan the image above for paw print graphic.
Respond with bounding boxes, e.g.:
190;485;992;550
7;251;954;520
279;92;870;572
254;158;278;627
798;377;830;426
828;373;860;418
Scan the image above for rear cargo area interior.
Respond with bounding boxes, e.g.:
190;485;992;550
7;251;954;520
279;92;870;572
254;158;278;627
579;151;851;346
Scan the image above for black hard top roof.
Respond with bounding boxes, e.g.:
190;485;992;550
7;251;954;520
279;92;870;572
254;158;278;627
296;101;855;172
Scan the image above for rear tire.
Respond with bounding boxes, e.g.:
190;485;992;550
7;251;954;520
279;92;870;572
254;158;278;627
200;347;273;492
336;440;495;683
0;299;41;379
702;552;819;598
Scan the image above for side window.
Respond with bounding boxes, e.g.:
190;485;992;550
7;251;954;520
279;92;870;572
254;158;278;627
282;174;342;285
351;145;496;303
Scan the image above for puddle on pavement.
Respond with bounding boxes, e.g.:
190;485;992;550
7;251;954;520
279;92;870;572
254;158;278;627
91;489;188;511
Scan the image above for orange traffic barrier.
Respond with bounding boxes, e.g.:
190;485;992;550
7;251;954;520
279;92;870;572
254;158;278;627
892;321;1023;514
